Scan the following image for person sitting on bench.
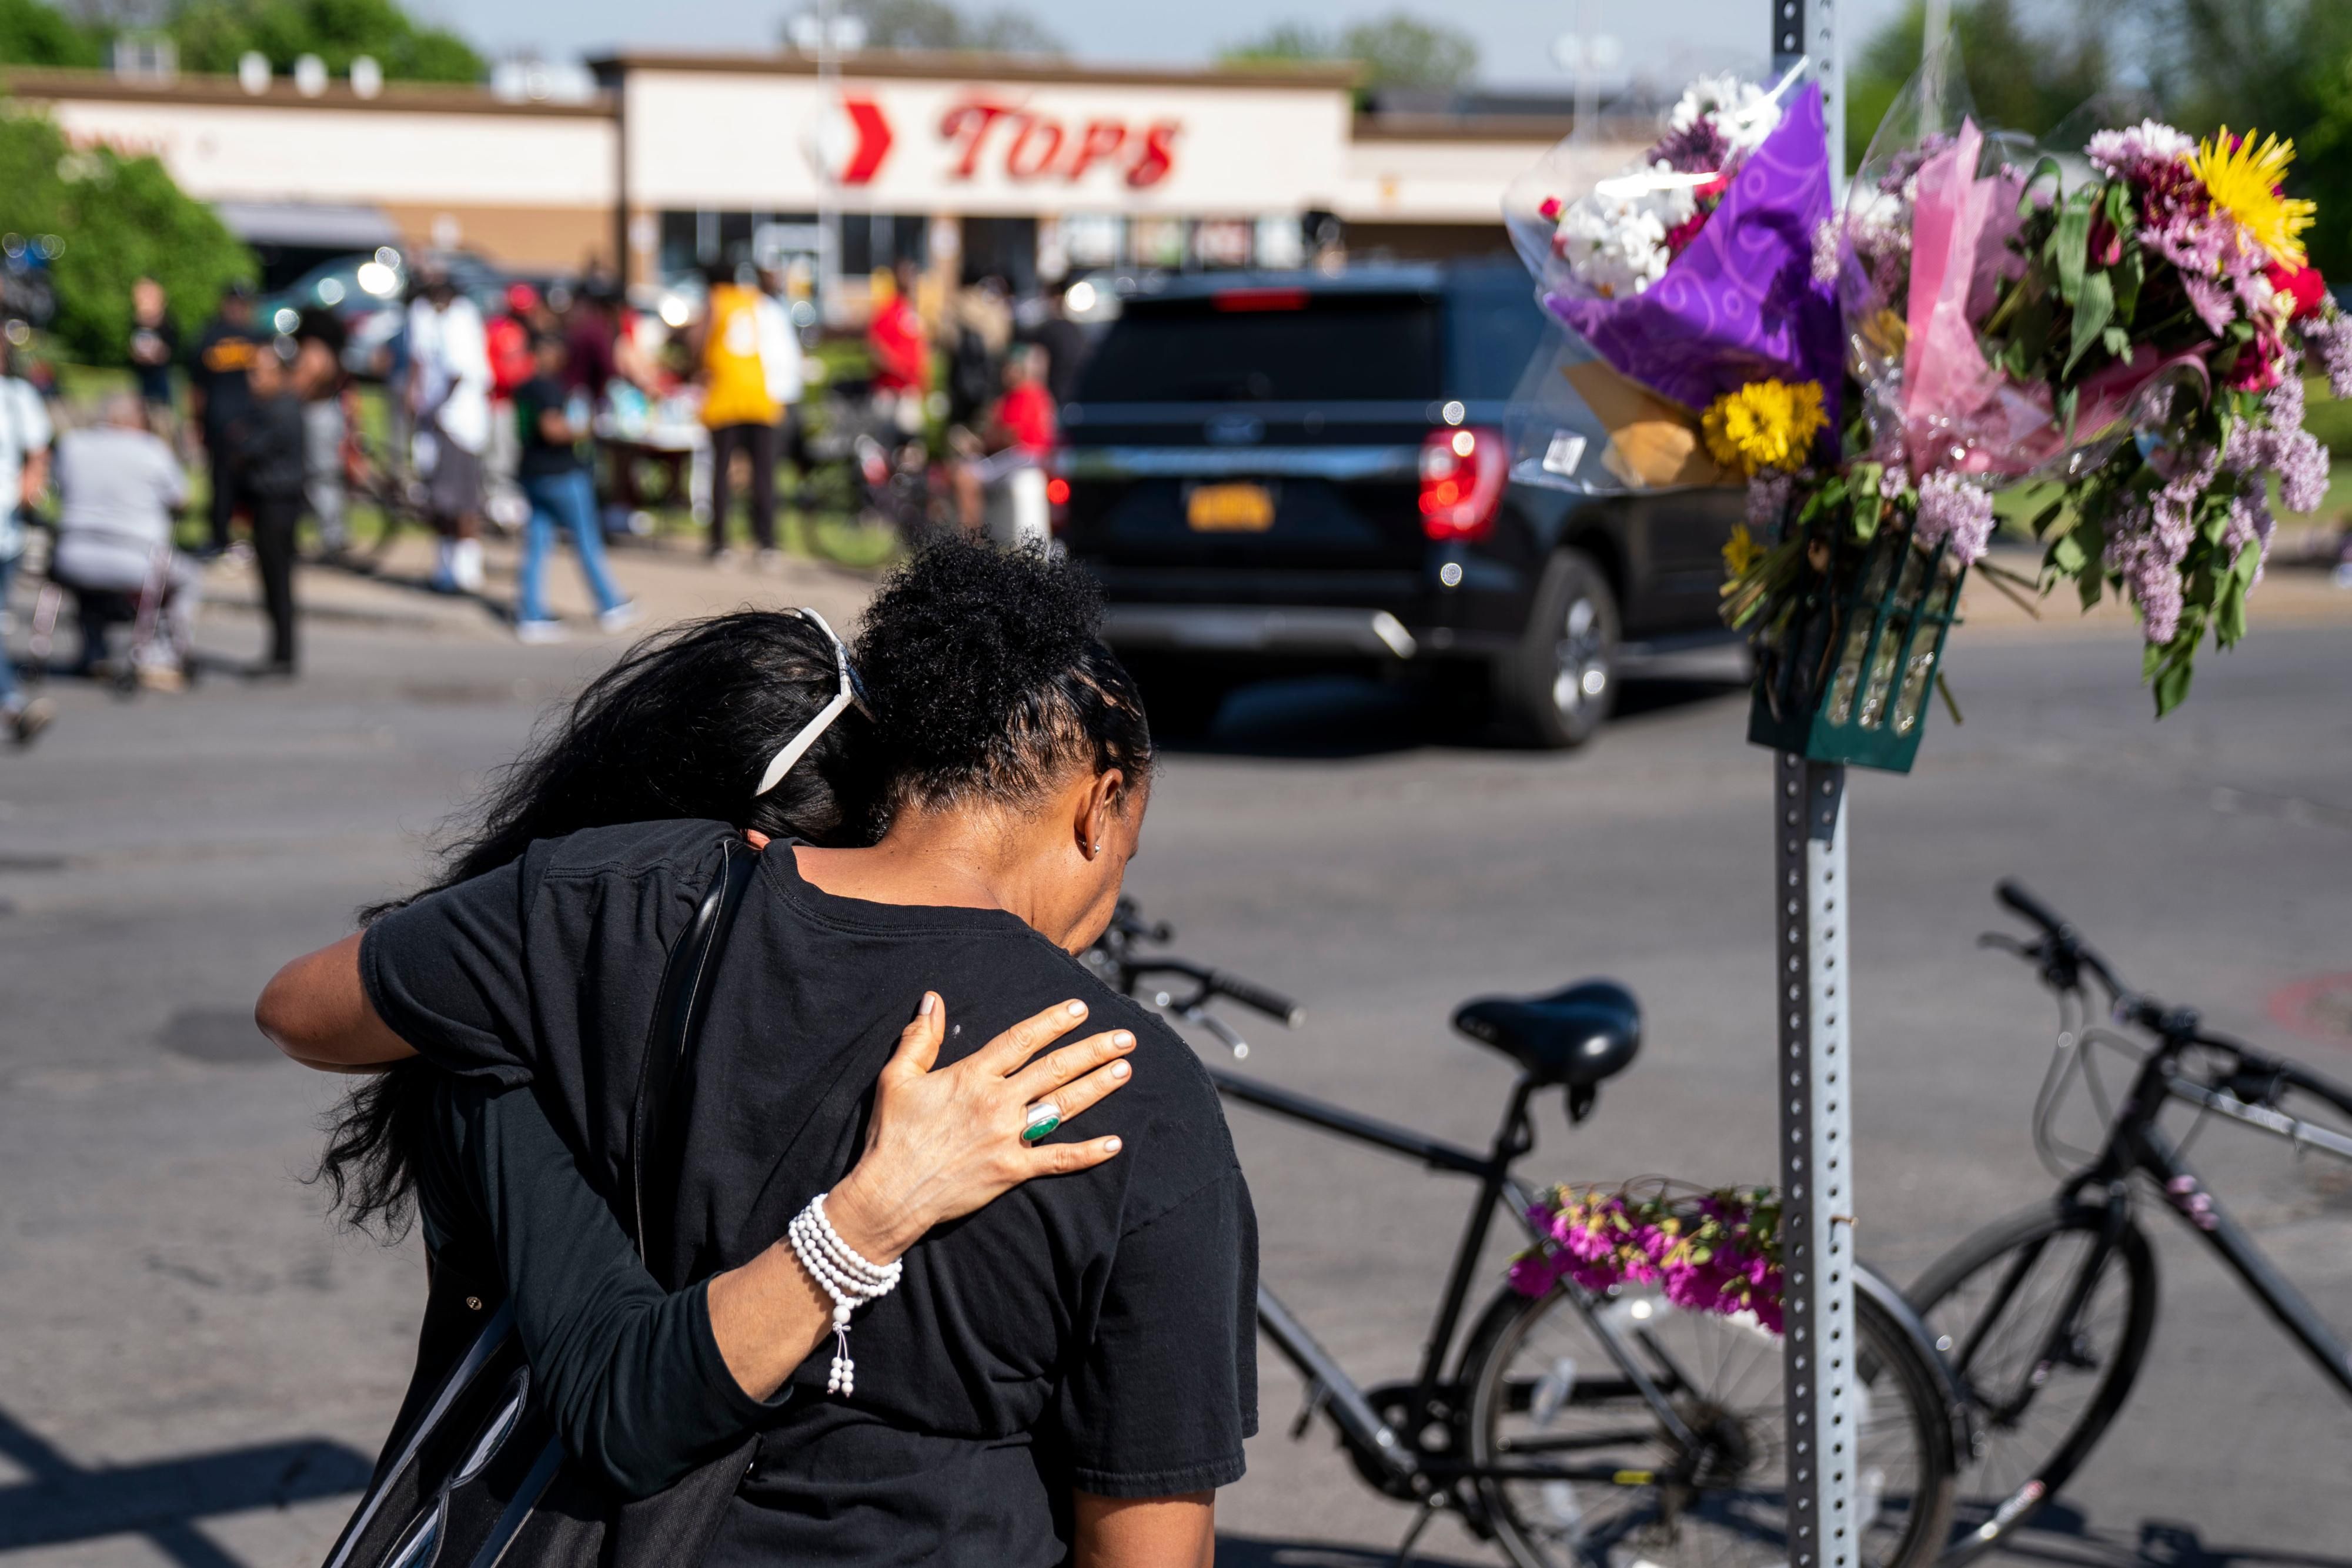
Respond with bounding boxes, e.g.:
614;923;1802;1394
51;393;198;681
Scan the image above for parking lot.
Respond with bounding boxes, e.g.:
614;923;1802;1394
4;573;2352;1567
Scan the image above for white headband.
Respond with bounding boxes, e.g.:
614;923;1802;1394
753;607;868;797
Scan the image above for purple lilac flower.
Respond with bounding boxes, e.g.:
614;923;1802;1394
1810;216;1842;288
2104;497;2186;644
2179;272;2239;337
2303;314;2352;401
2222;489;2274;581
1913;471;1996;565
1879;462;1910;499
1746;470;1793;534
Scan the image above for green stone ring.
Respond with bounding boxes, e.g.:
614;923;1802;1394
1020;1101;1063;1144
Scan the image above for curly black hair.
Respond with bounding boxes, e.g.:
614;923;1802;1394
853;540;1153;814
318;609;885;1239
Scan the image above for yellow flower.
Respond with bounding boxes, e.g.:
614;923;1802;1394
1722;521;1763;579
1702;379;1828;478
2192;126;2317;269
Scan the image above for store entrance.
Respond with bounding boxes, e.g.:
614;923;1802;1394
960;216;1037;293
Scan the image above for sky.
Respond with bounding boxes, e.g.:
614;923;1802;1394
423;0;1916;89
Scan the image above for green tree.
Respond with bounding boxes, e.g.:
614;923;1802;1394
1220;11;1478;93
166;0;483;82
0;0;105;67
0;103;253;363
833;0;1064;55
1845;0;2110;172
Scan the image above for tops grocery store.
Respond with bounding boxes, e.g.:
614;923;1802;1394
2;48;1630;309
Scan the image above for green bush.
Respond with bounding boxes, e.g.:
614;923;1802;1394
0;104;254;363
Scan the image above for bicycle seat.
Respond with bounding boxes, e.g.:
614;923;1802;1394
1451;980;1641;1088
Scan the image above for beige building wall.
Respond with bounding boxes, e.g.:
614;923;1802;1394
5;72;617;272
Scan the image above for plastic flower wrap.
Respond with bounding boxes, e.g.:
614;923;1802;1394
1743;41;2346;716
1509;1181;1785;1333
1501;64;1843;494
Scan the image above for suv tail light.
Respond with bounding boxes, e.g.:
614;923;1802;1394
1419;426;1507;542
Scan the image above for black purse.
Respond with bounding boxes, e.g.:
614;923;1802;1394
322;839;763;1568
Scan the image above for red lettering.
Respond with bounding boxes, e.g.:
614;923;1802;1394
1125;121;1180;189
938;99;1014;179
1004;114;1065;179
1065;119;1128;180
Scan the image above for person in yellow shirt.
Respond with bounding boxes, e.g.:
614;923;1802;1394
694;260;783;564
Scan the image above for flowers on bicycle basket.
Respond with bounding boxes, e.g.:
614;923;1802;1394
1511;1181;1785;1334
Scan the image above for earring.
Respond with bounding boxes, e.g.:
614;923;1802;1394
1090;841;1102;854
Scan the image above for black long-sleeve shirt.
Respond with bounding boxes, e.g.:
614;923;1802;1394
413;1075;787;1498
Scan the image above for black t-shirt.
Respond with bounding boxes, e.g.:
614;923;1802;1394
413;1074;787;1497
361;820;1257;1566
513;373;583;480
191;316;258;433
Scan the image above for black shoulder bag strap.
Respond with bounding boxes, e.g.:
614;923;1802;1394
322;837;763;1568
631;835;762;1276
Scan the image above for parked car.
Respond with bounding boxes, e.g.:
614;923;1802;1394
1055;260;1745;745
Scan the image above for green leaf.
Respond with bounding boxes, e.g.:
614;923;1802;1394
2214;569;2249;643
2057;385;2081;447
2056;190;2094;305
2102;325;2133;360
2141;639;2165;680
2029;497;2065;540
2112;247;2143;326
2066;269;2116;375
2152;648;2197;716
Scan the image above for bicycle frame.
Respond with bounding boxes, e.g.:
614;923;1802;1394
2039;1009;2352;1397
1209;1064;1709;1495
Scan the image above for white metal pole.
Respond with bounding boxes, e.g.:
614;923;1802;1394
1774;753;1856;1568
1770;0;1852;1550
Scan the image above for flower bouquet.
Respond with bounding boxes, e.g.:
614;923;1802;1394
1723;44;2346;772
1509;1179;1786;1332
1502;65;1842;493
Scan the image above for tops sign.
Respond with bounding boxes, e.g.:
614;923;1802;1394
936;98;1179;188
823;94;1180;189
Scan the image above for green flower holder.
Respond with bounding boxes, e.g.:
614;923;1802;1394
1747;525;1965;774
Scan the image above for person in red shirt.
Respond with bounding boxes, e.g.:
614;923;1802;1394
990;344;1056;455
865;260;930;431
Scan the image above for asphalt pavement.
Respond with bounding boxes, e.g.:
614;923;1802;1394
4;564;2350;1567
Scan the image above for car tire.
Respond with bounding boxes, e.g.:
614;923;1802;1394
1493;547;1619;748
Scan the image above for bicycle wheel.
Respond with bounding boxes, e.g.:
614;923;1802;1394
1465;1276;1957;1568
1906;1198;2156;1560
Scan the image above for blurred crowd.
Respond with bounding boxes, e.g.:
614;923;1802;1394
0;249;1101;750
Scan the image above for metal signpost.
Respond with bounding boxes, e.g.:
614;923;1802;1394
1770;5;1851;1565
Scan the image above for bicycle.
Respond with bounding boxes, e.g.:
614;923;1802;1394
1088;901;1961;1567
1907;880;2352;1559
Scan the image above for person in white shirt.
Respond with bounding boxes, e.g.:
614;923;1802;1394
51;393;197;684
0;348;53;741
406;269;492;594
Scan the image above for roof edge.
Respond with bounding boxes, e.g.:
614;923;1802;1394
0;66;613;118
589;47;1362;92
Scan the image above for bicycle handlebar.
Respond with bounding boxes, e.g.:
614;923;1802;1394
1994;878;2127;998
1205;969;1308;1028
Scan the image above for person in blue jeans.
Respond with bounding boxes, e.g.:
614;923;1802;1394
512;333;636;644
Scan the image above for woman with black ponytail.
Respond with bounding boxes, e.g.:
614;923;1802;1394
261;545;1254;1567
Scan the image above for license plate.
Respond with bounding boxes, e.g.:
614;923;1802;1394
1186;483;1275;533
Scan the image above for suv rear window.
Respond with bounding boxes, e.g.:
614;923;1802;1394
1445;287;1559;402
1073;292;1441;404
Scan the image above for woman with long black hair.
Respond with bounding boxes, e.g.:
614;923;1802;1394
264;544;1254;1566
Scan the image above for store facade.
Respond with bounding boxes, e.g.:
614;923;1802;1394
4;51;1626;300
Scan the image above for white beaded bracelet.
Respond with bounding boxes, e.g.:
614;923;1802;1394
786;1192;903;1397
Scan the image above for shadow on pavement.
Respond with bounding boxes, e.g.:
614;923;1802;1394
1165;671;1748;760
1989;1508;2352;1568
1215;1534;1486;1567
0;1403;371;1564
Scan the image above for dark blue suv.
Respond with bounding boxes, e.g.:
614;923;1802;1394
1057;260;1742;745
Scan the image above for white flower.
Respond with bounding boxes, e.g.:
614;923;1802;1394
1668;73;1783;159
1552;168;1699;298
